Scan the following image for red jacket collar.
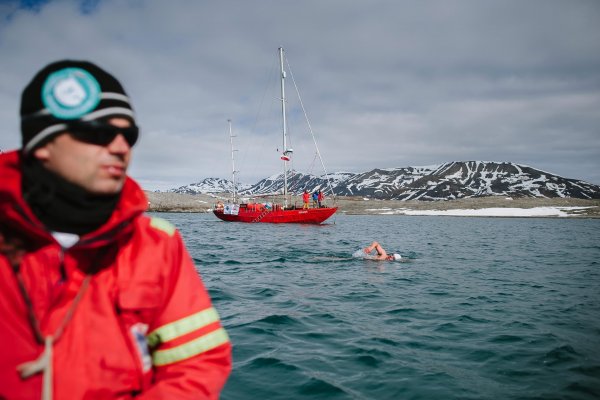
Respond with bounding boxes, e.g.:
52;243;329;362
0;150;148;245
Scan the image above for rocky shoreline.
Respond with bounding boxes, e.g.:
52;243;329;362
145;191;600;218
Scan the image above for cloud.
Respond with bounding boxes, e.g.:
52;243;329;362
1;0;599;190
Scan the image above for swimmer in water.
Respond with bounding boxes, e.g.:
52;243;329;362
362;241;402;261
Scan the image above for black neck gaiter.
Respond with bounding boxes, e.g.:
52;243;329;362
22;158;120;235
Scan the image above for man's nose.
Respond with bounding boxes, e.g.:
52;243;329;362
107;133;131;154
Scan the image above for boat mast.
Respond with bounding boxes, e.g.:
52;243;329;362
228;119;238;203
279;47;289;208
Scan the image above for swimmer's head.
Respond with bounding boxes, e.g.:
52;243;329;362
393;254;402;261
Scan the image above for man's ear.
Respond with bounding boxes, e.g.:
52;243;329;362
33;145;50;161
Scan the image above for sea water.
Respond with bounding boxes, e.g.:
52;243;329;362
152;213;600;400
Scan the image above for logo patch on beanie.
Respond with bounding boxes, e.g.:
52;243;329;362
42;67;101;119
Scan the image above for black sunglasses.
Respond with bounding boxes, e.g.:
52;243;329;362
66;120;139;147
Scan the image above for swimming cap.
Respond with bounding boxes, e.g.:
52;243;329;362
393;254;402;261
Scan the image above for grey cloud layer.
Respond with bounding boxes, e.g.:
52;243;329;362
1;0;599;189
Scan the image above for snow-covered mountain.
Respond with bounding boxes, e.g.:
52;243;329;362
239;170;355;195
335;162;600;200
169;161;600;200
171;178;250;194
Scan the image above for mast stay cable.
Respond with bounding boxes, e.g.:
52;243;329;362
285;58;337;203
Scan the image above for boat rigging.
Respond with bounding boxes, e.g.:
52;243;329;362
213;47;337;224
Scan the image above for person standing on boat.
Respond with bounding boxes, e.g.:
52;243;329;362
0;60;231;399
312;191;319;208
302;189;310;209
317;190;324;208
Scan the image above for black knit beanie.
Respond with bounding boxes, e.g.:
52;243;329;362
20;60;136;155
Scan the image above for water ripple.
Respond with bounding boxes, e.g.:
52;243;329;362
153;213;600;400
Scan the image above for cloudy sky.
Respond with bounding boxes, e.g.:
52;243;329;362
1;0;599;190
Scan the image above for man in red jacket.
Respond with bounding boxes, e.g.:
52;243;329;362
0;61;232;399
302;190;310;209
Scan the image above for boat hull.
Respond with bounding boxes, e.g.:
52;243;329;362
213;207;337;224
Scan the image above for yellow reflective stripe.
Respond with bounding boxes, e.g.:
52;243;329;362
147;307;221;348
152;328;230;366
149;217;176;236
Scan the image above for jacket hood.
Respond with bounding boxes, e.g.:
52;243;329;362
0;150;148;247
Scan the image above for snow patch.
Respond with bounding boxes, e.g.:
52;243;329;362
385;206;592;217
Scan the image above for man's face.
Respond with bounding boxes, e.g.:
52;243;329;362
33;118;132;195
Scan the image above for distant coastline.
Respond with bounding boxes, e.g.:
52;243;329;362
145;192;600;218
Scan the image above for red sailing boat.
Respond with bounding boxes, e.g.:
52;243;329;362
213;48;337;224
214;202;337;224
